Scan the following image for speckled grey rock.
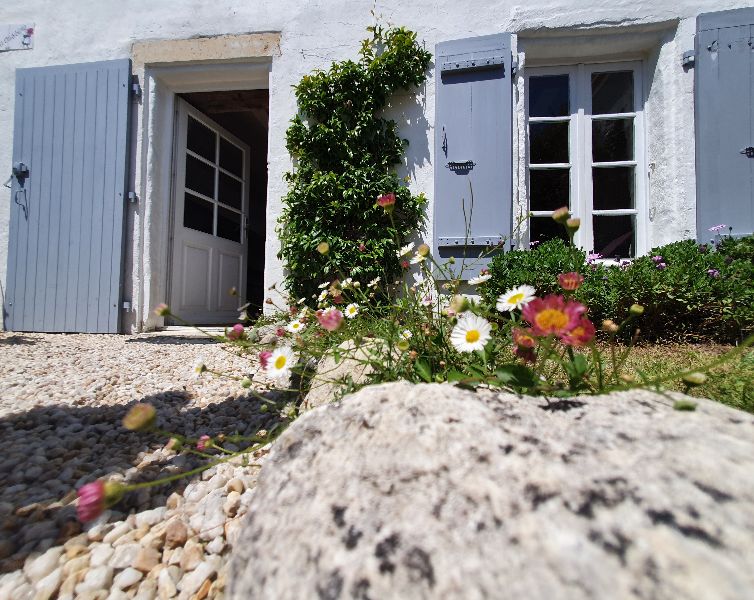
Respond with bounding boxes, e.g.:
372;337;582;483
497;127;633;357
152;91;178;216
230;382;754;600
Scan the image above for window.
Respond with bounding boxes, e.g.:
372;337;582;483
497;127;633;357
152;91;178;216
183;115;246;243
526;63;645;258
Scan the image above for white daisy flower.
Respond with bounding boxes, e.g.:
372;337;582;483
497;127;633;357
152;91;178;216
318;282;330;289
496;285;537;312
400;329;413;340
396;242;415;258
450;313;492;353
318;289;328;302
468;273;492;285
286;319;306;333
193;358;207;379
368;277;381;288
345;303;359;318
409;252;426;264
342;277;353;288
266;347;297;382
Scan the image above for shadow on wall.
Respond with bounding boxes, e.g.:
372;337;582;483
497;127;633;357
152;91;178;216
0;389;285;573
384;77;432;183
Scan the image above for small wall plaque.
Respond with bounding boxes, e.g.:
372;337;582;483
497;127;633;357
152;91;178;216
1;25;34;52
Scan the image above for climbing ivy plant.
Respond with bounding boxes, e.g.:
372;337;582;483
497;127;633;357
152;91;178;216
278;25;432;302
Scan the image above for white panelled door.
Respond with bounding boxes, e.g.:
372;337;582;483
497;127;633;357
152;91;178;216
170;99;250;324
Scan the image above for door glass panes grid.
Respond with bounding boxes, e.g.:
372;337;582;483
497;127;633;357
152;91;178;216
184;115;245;243
526;66;641;258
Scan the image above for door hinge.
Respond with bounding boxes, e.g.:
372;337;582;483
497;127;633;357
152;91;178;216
122;300;132;312
512;60;518;76
128;191;139;204
131;76;142;100
681;50;695;68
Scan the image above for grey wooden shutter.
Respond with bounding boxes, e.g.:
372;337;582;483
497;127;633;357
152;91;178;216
5;59;132;333
433;33;513;278
695;8;754;241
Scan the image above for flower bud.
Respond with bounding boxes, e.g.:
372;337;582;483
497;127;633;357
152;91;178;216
682;372;707;387
397;340;410;352
552;206;570;224
629;304;645;316
154;303;170;317
165;437;183;452
316;242;330;255
417;243;430;257
449;294;469;314
240;377;252;388
601;319;619;333
566;217;581;232
122;403;157;432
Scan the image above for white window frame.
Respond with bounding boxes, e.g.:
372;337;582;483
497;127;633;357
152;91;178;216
525;61;647;257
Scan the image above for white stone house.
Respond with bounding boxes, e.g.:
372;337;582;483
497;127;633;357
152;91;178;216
0;1;751;333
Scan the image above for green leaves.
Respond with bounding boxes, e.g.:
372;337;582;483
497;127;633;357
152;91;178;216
279;26;431;302
494;364;538;389
414;359;432;383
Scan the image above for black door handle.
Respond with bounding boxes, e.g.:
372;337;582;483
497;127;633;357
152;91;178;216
740;147;754;158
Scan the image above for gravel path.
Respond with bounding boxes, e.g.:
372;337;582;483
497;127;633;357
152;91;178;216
0;331;282;599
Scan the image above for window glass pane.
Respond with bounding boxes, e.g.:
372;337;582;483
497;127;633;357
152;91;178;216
183;192;214;235
185;154;215;199
218;172;243;210
187;116;216;162
529;169;569;211
591;71;634;114
530;216;569;245
217;206;242;242
592;118;633;162
530;122;569;164
593;167;634;210
593;215;635;258
529;75;569;117
220;138;244;177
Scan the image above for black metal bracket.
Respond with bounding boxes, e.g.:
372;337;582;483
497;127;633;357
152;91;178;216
741;147;754;158
12;162;29;179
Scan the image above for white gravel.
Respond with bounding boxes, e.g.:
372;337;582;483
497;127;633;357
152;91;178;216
0;330;286;599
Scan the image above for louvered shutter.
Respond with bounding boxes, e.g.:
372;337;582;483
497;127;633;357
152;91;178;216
5;59;132;332
433;33;514;278
695;8;754;240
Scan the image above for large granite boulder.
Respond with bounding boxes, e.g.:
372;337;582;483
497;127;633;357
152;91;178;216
229;382;754;599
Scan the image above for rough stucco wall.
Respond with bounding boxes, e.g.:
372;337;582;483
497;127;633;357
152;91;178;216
0;0;750;330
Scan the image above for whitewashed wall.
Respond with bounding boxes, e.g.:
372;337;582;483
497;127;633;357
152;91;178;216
0;0;750;331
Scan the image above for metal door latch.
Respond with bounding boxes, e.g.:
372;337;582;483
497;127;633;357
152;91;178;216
741;147;754;158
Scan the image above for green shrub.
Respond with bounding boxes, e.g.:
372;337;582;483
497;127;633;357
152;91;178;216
482;236;754;342
278;26;431;302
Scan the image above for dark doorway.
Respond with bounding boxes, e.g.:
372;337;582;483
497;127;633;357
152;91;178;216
180;89;268;317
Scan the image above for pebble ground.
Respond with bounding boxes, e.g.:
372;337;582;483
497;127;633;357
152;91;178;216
0;331;281;600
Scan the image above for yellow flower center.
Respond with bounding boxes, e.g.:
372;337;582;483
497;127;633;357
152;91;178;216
274;355;287;369
507;293;524;305
535;309;569;331
465;329;481;343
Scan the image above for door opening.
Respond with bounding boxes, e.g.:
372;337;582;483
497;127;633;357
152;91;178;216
170;90;268;324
